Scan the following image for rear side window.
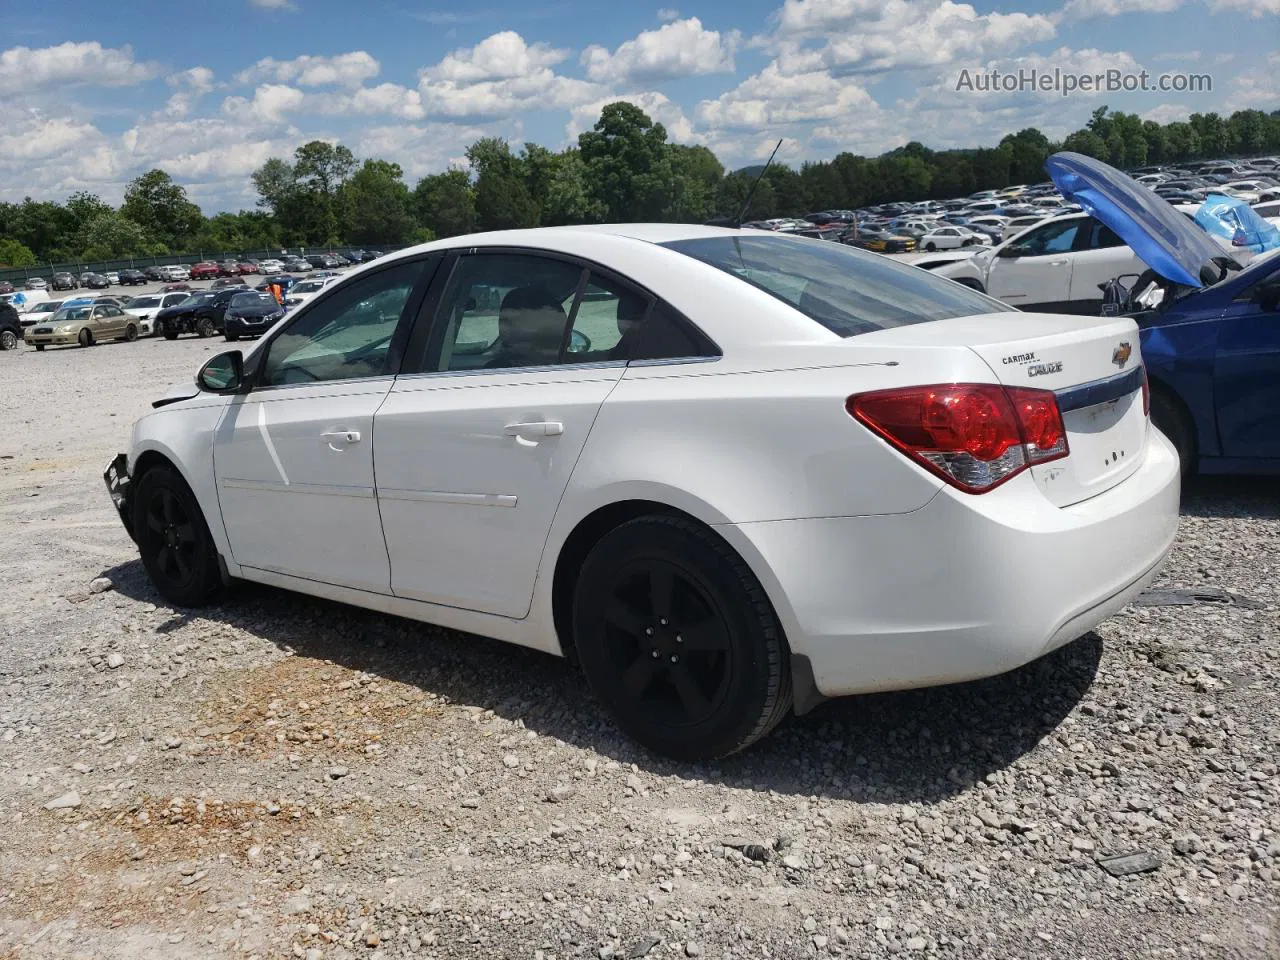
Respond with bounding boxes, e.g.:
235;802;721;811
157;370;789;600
662;234;1013;337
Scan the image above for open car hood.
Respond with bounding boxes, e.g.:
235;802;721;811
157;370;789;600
1045;151;1226;288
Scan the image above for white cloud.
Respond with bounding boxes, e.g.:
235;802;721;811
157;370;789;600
425;31;569;83
657;7;680;19
419;31;601;119
235;51;379;88
1209;0;1280;15
163;67;216;117
0;41;155;94
221;84;306;124
581;18;739;84
248;0;297;9
1141;103;1193;124
351;122;496;180
1224;52;1280;111
566;91;700;142
698;60;885;128
315;83;426;120
1058;0;1181;21
769;0;1055;75
1151;50;1201;62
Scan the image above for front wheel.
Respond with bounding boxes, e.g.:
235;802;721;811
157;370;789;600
925;242;937;252
573;515;792;761
225;332;240;342
35;344;45;351
124;324;138;342
195;317;215;338
132;466;225;607
78;328;93;347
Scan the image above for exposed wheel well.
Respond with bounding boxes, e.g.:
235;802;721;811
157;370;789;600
552;500;707;662
952;277;985;292
1147;375;1198;470
132;450;178;482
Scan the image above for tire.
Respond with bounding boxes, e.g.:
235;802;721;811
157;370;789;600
78;328;93;348
124;324;138;342
225;332;240;342
0;329;17;351
163;328;179;341
35;344;45;351
572;515;792;761
925;242;937;252
132;465;225;607
1150;386;1196;477
195;316;215;338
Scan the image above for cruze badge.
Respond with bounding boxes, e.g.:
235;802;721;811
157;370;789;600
1027;360;1063;377
1112;342;1132;368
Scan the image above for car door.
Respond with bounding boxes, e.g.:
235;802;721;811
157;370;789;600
1067;218;1145;312
984;218;1080;311
1214;265;1280;460
374;250;636;619
211;257;434;593
88;306;113;338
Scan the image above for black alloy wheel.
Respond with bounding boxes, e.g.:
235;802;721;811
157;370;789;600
133;466;224;606
574;515;792;760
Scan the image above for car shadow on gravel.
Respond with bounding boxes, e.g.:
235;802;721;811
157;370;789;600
1181;475;1280;519
102;558;1100;805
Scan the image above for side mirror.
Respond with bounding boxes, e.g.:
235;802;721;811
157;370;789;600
567;329;592;354
996;244;1026;259
197;350;245;393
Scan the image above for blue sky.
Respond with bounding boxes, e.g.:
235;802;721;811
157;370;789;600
2;0;1276;212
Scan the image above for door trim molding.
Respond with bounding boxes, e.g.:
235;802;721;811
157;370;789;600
377;488;518;507
221;477;375;499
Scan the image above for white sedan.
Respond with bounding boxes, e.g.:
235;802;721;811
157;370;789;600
918;225;990;251
104;225;1180;760
283;275;339;310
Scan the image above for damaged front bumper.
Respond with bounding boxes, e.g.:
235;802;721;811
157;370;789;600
103;453;136;542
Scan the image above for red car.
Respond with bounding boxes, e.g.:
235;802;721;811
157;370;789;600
218;260;241;277
189;262;220;280
237;261;259;275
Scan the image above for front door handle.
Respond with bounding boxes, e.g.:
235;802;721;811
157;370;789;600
1047;259;1068;266
321;430;361;444
504;421;564;438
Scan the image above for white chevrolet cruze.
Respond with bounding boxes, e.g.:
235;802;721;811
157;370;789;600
105;223;1181;760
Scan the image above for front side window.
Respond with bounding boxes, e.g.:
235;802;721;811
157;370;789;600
1008;220;1080;256
433;253;584;372
261;260;424;386
662;234;1012;337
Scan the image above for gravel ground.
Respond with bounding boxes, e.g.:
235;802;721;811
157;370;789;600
1;338;1277;960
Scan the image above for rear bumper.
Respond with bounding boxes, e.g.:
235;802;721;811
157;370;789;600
722;428;1181;698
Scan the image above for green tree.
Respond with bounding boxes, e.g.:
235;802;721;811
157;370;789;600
999;128;1052;184
343;159;415;244
1061;130;1109;161
667;144;724;222
579;101;675;221
474;168;539;231
251;157;297;214
1163;122;1200;161
541;151;606;226
77;211;153;260
120;170;204;250
0;238;36;267
413;169;476;238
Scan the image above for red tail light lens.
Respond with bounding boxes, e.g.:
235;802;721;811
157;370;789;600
848;383;1068;493
1140;365;1150;416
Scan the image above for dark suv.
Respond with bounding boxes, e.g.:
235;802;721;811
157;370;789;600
157;289;242;339
51;272;77;291
118;269;148;285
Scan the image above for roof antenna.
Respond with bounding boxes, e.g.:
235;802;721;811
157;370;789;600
733;138;783;228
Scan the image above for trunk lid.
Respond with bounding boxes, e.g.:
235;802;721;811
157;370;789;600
858;312;1148;507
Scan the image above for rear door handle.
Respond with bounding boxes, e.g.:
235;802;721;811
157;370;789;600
321;430;361;444
504;421;564;438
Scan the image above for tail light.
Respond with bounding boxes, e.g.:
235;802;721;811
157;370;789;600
848;383;1068;493
1140;365;1150;416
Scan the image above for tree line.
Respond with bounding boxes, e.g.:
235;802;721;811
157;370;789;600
2;102;1278;268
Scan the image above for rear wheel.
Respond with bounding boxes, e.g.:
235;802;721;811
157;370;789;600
0;329;17;351
78;328;93;347
133;466;224;607
573;515;792;760
1150;386;1196;476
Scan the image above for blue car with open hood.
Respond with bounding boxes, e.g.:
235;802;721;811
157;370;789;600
1047;152;1280;476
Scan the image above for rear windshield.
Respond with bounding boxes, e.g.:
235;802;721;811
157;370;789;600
661;235;1013;336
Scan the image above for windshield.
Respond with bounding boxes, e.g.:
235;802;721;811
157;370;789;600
662;235;1013;336
53;307;91;321
180;294;213;306
232;292;277;308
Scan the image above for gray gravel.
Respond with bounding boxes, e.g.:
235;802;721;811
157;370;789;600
1;337;1278;959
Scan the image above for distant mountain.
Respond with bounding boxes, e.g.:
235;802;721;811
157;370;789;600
734;164;768;177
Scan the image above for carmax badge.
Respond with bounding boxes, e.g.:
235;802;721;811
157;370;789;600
1112;341;1132;368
